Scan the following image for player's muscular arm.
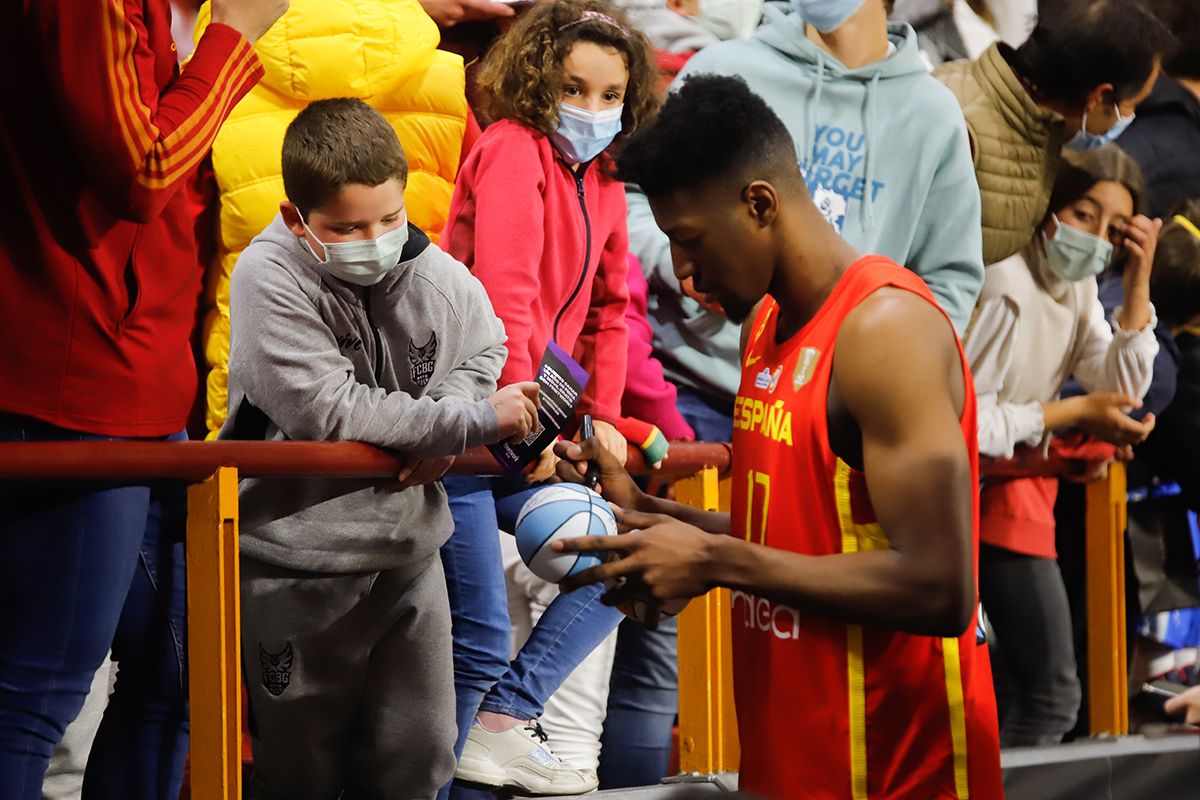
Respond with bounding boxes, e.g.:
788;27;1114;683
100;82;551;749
711;291;975;637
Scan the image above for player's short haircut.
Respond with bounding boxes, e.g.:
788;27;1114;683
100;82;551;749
282;98;408;216
617;74;800;198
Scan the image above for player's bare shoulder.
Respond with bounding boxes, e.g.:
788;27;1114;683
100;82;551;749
833;286;965;417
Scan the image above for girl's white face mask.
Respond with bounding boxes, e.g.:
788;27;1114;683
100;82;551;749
299;214;409;287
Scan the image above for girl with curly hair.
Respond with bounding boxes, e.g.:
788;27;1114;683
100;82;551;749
438;1;658;795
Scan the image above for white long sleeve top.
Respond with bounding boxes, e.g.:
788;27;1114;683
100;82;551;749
963;250;1159;459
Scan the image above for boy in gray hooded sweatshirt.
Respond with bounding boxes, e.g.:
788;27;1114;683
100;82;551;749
219;98;540;800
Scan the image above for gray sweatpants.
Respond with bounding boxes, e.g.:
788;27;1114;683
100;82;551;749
241;552;456;800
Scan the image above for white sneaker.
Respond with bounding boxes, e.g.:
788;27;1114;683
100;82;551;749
454;720;599;794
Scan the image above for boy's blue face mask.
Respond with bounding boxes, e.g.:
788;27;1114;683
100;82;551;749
1067;104;1136;151
550;102;623;165
791;0;866;32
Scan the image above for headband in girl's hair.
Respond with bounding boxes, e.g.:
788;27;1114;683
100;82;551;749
559;10;629;36
1174;214;1200;242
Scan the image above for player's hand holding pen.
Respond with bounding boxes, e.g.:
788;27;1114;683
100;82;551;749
554;434;646;514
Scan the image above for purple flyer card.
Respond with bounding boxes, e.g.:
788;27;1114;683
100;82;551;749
488;341;590;474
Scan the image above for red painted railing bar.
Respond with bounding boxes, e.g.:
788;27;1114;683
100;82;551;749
0;440;734;481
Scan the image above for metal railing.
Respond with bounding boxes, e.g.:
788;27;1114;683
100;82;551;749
0;441;1128;793
0;440;728;798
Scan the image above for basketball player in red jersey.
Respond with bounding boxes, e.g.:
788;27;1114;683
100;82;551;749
552;74;1004;799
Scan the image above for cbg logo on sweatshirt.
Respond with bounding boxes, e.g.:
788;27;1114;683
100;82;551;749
409;332;438;386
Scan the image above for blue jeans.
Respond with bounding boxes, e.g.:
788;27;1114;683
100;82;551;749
439;475;624;798
0;415;189;800
599;384;733;788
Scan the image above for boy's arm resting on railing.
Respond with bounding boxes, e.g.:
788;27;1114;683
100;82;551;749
226;258;500;457
427;341;507;404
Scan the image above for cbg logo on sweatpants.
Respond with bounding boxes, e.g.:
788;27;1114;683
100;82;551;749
259;643;294;696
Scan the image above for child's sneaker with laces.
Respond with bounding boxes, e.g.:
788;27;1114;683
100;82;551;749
454;719;598;794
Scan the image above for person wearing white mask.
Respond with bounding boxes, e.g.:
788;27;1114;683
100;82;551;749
936;0;1172;265
963;145;1161;748
220;97;541;798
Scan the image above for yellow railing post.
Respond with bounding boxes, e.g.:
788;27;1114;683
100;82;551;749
675;467;739;774
1086;461;1129;736
186;467;242;799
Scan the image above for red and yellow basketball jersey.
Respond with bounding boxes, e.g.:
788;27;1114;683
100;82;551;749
729;257;1003;799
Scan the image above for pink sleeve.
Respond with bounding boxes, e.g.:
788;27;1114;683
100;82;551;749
620;256;695;441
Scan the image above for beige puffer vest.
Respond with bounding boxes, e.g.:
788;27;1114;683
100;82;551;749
936;44;1066;265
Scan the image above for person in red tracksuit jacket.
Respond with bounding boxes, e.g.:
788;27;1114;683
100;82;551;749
0;2;284;797
435;1;660;794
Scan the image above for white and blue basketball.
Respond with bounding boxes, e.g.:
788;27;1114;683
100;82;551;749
515;483;618;583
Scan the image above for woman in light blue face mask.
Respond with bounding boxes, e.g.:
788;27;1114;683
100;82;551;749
963;144;1162;749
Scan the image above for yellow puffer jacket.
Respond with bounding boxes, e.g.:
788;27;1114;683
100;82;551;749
196;0;467;436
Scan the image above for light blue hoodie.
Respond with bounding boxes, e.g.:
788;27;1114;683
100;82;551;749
629;3;984;403
681;3;983;329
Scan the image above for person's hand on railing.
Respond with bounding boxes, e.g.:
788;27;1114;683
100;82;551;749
1045;433;1119;484
1044;392;1156;447
554;437;649;513
396;455;455;489
489;382;541;443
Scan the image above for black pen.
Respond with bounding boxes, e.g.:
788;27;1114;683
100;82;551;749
580;414;599;489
